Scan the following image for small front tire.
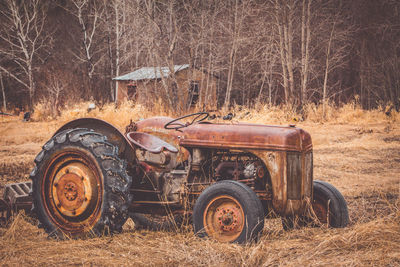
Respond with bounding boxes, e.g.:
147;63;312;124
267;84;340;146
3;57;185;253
282;180;349;230
193;180;264;244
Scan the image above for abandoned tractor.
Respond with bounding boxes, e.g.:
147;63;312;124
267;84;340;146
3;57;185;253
0;112;349;243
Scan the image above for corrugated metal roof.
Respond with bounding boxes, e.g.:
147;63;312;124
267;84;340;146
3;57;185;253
113;64;189;81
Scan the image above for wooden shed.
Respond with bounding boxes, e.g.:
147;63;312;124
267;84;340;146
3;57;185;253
113;64;218;110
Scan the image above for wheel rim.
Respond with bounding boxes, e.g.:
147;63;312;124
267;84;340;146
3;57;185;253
203;195;244;243
42;149;103;234
312;193;329;224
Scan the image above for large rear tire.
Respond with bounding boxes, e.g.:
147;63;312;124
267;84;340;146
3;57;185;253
193;180;264;244
31;128;132;238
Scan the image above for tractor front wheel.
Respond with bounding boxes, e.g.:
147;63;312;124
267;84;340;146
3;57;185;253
193;180;264;244
282;180;349;230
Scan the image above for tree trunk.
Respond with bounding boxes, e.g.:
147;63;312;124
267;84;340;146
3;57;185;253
114;0;120;102
275;0;289;104
28;64;34;110
0;72;6;111
224;41;237;109
268;76;273;106
257;70;267;105
360;40;366;108
322;21;335;119
286;5;295;104
224;0;241;110
300;0;312;106
104;0;114;102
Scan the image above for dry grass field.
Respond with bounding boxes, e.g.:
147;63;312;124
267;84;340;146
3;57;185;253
0;102;399;266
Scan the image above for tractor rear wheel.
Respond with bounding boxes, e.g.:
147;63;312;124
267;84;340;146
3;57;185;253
31;128;132;238
193;180;264;244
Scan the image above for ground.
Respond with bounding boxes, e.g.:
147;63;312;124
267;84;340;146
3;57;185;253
0;114;399;266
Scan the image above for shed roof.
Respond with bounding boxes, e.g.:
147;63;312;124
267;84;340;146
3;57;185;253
113;64;189;81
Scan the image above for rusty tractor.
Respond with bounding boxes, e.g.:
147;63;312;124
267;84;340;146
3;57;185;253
0;112;349;243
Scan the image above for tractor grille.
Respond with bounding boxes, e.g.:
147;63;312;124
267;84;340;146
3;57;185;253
287;152;302;200
304;152;313;197
287;152;313;200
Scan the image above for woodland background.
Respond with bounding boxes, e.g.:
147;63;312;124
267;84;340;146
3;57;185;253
0;1;399;265
0;0;399;113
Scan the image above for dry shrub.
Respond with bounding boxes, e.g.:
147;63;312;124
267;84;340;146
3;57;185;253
56;100;173;131
25;100;300;129
31;100;398;128
31;101;57;121
334;103;386;124
307;101;399;124
231;104;301;124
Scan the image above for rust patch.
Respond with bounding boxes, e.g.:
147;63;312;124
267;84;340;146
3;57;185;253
250;150;287;215
203;195;245;243
41;148;103;234
180;123;312;152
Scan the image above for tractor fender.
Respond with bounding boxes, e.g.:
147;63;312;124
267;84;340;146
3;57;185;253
54;118;136;161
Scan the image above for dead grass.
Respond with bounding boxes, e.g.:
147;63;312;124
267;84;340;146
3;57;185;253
30;100;399;127
0;103;399;266
0;202;398;266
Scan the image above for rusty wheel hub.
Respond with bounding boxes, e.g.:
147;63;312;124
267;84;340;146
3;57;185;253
42;150;102;234
216;207;241;232
52;163;95;217
203;195;244;243
64;182;78;201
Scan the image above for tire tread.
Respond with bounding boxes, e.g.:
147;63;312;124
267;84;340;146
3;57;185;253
31;128;132;238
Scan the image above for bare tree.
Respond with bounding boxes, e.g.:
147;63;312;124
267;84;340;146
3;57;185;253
274;0;295;104
131;0;186;111
300;0;312;106
69;0;105;95
223;0;248;109
319;4;353;117
257;38;279;106
0;0;50;109
0;0;396;111
44;73;66;117
118;0;147;71
101;0;127;102
103;0;115;101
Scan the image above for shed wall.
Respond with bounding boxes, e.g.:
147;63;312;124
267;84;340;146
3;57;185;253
115;68;218;110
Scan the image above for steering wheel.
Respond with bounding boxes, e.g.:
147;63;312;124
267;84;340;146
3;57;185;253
164;112;209;130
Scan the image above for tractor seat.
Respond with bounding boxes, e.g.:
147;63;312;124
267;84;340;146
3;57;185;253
126;132;178;154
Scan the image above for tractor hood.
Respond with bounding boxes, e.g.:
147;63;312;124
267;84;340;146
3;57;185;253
180;123;312;152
